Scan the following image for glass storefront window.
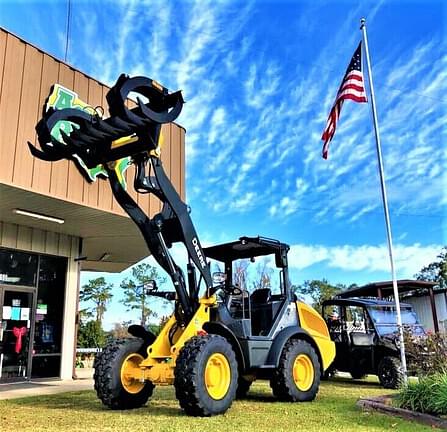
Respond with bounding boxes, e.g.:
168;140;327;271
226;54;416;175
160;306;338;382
31;255;67;378
33;255;66;354
0;248;68;380
0;249;38;287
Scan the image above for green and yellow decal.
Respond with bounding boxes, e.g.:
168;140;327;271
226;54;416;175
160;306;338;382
46;84;132;188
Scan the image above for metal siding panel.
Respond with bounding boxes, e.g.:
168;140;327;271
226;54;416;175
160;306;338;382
45;230;59;254
127;164;139;208
13;45;43;188
0;221;2;244
0;30;7;102
170;123;181;196
82;79;102;207
49;63;74;198
66;71;89;202
0;34;25;183
58;233;71;256
16;225;32;250
31;54;59;193
60;247;79;379
157;123;172;212
97;86;114;212
70;235;79;258
1;222;18;248
180;127;185;200
31;227;46;252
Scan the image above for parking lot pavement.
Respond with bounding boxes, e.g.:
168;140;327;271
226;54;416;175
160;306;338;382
0;368;94;400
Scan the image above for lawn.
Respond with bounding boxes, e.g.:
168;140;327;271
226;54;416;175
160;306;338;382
0;377;432;432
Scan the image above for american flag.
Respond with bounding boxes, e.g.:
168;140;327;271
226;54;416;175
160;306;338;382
321;42;367;159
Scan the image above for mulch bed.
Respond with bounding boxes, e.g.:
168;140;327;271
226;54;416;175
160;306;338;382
357;395;447;430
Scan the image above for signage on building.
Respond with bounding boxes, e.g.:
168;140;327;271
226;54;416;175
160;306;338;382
46;84;132;188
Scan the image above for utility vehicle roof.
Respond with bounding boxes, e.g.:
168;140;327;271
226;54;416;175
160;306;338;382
204;236;289;263
322;298;413;309
337;279;436;298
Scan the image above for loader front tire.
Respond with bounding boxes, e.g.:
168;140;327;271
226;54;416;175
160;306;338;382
94;338;154;410
174;335;238;416
270;339;320;402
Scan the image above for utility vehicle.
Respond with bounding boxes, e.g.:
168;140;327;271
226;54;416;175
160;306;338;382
29;74;335;416
322;298;425;388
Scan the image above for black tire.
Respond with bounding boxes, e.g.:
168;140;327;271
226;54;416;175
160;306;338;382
350;368;367;380
236;376;253;398
321;364;335;381
94;338;154;410
270;339;320;402
378;356;404;389
174;334;238;416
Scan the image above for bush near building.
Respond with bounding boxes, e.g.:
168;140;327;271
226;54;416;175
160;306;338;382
397;332;447;416
397;373;447;416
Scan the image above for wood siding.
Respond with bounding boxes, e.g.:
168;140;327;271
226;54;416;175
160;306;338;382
0;29;186;218
0;220;79;258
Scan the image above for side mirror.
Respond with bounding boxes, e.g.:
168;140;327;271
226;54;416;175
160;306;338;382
143;280;158;293
212;272;226;285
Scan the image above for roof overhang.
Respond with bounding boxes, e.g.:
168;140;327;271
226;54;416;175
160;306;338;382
337;279;437;299
0;183;149;272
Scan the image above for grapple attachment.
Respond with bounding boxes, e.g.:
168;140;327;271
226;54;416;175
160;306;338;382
28;74;184;167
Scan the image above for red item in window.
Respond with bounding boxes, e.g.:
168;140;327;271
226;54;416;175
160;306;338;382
13;326;27;354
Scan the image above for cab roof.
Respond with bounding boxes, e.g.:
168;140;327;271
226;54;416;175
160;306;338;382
204;236;289;265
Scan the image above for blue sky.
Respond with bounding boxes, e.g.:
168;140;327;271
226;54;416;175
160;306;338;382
1;0;445;329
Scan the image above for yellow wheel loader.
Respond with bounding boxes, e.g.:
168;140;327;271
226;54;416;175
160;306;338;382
29;74;336;416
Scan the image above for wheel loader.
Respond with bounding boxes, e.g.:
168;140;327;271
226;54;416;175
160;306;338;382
29;74;336;416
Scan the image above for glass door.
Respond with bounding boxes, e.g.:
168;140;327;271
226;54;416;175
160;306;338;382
0;287;34;382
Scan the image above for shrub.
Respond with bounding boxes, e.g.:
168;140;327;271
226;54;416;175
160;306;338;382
397;373;447;416
404;331;447;375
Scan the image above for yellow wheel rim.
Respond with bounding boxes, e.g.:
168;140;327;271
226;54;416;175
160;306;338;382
204;353;231;400
120;353;145;394
293;354;314;392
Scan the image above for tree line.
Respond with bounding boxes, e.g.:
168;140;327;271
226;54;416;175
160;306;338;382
78;247;447;347
77;262;167;348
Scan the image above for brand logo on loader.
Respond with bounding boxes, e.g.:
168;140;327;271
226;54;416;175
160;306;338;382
192;237;206;269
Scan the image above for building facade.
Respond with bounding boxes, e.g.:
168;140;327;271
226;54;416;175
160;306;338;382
0;28;185;381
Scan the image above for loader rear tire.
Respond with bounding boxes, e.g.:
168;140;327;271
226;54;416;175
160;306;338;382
174;335;238;416
94;338;154;410
270;339;320;402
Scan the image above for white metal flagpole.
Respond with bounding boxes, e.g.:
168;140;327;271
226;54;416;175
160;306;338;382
360;17;408;384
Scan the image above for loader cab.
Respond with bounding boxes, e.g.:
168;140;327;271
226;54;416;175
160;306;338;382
204;236;291;338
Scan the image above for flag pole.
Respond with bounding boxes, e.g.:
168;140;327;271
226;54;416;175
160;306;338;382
360;18;408;385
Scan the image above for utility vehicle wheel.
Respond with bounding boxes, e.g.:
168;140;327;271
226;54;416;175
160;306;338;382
236;377;253;398
321;364;335;381
94;338;154;410
270;339;320;402
378;356;403;389
350;367;367;380
174;334;238;416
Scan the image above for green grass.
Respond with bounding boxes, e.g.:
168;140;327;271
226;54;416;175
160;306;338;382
0;377;432;432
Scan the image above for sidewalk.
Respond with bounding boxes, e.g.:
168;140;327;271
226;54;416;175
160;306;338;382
0;368;94;400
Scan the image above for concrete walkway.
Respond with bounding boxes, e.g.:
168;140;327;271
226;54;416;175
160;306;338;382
0;368;94;400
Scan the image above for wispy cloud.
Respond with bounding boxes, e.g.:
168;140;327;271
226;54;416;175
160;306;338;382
288;243;442;278
62;1;444;228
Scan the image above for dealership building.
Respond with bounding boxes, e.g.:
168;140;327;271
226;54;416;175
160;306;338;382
0;28;185;382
